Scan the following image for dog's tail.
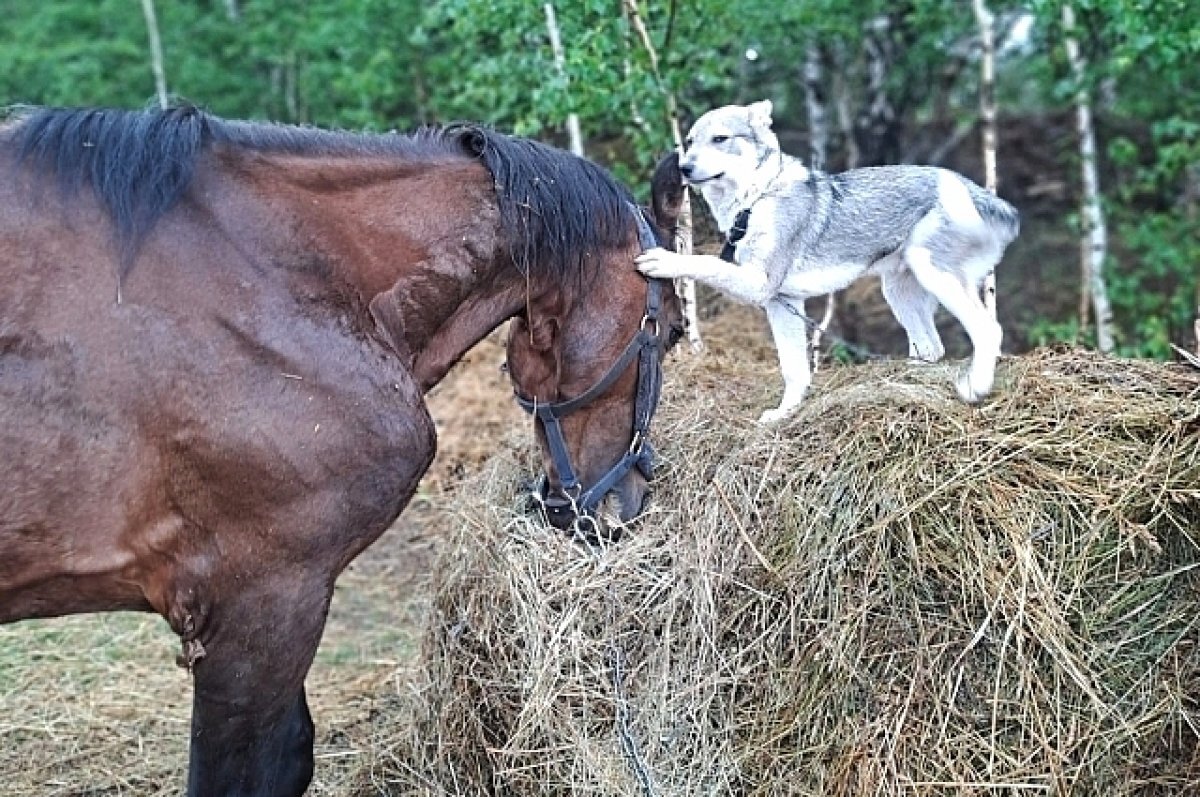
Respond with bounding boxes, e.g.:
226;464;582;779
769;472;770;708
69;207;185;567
650;151;685;240
971;187;1021;245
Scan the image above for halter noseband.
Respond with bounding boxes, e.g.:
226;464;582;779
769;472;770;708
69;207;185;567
513;206;666;530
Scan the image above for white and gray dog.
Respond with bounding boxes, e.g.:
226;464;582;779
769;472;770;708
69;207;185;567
637;100;1019;423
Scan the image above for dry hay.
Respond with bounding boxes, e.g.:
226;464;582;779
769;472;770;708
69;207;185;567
355;348;1200;796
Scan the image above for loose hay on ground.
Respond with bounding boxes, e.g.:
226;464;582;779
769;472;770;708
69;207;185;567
359;349;1200;796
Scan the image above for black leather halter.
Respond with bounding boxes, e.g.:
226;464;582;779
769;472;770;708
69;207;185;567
514;206;666;529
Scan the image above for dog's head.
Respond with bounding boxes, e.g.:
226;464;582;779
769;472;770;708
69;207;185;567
679;100;780;189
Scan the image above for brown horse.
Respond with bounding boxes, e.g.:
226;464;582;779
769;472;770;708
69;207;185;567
0;105;682;795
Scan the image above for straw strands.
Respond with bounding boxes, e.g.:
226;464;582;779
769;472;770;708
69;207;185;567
362;348;1200;796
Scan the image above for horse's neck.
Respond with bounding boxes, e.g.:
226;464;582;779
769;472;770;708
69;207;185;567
406;283;526;391
233;154;523;391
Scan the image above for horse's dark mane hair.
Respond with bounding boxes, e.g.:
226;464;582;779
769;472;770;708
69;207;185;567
445;124;634;281
3;105;636;281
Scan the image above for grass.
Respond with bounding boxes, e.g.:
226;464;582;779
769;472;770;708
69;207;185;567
0;519;437;796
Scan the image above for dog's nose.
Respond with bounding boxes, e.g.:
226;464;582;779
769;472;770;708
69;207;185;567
679;162;694;179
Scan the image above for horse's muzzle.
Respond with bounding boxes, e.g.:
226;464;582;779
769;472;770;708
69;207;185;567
540;490;582;531
532;467;650;542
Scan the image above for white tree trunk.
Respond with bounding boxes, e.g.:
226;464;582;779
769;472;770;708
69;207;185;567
140;0;169;109
283;50;298;121
622;0;702;352
1063;3;1115;353
1194;282;1199;358
802;42;835;369
972;0;999;320
1189;164;1200;357
223;0;239;21
543;4;584;157
857;15;898;165
831;42;861;170
803;45;828;171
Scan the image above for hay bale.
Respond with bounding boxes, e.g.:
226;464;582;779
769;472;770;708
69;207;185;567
364;349;1200;796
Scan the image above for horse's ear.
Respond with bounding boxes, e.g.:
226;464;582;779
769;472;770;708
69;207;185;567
650;151;684;244
525;313;559;352
507;313;561;397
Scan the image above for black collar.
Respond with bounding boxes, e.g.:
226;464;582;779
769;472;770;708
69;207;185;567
719;207;752;263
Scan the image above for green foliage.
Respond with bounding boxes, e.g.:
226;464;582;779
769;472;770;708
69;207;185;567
0;0;1195;357
0;0;426;128
1027;0;1200;357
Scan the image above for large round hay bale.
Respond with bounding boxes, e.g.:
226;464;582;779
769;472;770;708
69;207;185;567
364;349;1200;796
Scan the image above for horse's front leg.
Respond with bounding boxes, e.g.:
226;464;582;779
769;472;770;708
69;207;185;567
183;572;332;797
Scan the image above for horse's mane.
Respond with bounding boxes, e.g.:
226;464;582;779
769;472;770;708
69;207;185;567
445;124;634;281
3;105;635;281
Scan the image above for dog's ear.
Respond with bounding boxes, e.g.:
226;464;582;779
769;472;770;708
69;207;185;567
747;100;774;130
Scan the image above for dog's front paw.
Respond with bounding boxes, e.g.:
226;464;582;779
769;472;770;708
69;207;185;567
757;407;791;425
635;248;686;279
955;371;991;403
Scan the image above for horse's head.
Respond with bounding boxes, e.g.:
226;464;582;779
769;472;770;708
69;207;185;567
506;207;683;536
450;127;686;536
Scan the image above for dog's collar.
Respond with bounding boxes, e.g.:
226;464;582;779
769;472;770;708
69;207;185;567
719;207;752;263
720;154;786;264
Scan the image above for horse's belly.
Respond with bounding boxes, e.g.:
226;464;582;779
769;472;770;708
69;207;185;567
0;327;159;621
0;412;150;621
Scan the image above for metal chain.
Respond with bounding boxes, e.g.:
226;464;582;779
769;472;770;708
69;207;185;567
607;585;656;797
777;297;895;363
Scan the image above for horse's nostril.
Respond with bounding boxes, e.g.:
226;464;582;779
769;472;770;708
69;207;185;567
540;494;578;530
679;163;695;178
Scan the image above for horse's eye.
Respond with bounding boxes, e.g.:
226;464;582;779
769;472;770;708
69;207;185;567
712;135;730;144
683;137;693;150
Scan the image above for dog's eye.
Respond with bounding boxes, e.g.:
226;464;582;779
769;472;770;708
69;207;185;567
712;135;730;144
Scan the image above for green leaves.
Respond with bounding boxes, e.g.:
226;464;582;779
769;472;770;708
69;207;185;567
0;0;1194;356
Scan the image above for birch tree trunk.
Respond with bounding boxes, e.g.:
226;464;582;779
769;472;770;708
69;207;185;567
283;50;299;121
1189;164;1200;357
831;41;861;170
803;44;828;171
802;43;835;369
223;0;239;21
972;0;999;320
857;15;899;166
543;4;584;157
622;0;703;352
140;0;169;109
1063;3;1115;353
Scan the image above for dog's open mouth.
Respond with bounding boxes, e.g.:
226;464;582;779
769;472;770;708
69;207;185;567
684;172;724;185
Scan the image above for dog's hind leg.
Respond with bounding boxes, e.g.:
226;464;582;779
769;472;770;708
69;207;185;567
904;246;1002;402
880;267;944;362
759;298;813;423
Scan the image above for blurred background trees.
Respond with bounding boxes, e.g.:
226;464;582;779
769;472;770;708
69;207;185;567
1;0;1195;358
